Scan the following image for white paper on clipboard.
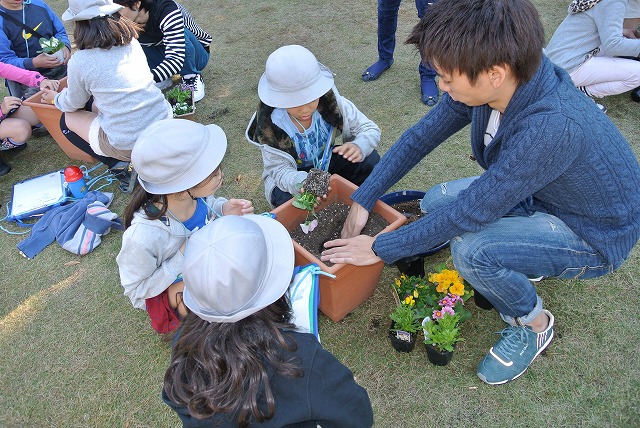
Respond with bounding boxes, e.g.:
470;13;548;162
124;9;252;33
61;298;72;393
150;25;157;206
8;171;68;221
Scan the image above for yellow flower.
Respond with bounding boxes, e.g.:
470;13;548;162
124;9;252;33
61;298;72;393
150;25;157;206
413;289;419;298
394;278;401;287
404;296;415;306
436;282;449;293
449;281;465;296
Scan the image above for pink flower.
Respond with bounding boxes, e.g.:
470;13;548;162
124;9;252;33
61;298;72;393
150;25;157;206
441;306;455;316
432;309;444;320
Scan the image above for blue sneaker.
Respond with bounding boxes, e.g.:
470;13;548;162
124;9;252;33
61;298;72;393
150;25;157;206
477;310;554;385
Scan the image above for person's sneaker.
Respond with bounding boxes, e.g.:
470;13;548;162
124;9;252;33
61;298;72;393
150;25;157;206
477;310;554;385
0;139;27;151
631;86;640;103
596;102;607;114
182;74;205;102
0;157;10;177
420;75;439;106
31;124;49;137
109;161;138;193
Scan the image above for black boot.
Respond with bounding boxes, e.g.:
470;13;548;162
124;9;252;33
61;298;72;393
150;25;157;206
631;86;640;103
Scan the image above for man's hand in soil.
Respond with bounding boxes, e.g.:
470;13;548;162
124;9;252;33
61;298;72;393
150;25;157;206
221;199;254;216
339;202;369;238
333;142;363;162
321;235;381;266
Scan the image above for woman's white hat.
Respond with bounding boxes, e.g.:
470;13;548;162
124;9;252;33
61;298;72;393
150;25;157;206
132;119;227;194
258;45;335;109
182;215;295;323
62;0;123;21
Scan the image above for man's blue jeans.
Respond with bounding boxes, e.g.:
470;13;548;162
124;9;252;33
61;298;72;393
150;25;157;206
142;30;209;77
420;177;613;325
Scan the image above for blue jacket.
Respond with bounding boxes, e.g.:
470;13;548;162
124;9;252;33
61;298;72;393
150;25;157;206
0;0;70;70
354;56;640;267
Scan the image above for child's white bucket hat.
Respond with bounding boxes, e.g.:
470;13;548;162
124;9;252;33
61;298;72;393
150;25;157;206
132;119;227;194
258;45;334;109
183;214;295;323
62;0;123;21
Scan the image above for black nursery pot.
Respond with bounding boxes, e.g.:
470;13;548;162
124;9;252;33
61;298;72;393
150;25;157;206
380;191;450;278
388;322;417;353
395;255;425;278
473;290;495;311
424;343;455;366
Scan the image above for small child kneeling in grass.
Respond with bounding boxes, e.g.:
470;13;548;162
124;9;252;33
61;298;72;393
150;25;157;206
246;44;381;208
117;119;254;334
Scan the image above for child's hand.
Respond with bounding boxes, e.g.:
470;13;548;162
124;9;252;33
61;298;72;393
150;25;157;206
40;89;58;105
1;96;22;115
333;143;363;163
32;52;64;69
222;199;254;216
39;79;60;91
62;46;71;64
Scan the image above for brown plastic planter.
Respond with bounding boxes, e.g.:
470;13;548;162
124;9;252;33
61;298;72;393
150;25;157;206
23;77;96;163
271;174;406;322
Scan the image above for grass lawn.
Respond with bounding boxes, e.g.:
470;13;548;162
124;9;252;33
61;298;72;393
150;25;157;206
1;0;638;426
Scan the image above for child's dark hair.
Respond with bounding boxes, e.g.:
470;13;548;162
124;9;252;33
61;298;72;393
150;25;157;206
123;187;168;228
74;13;140;50
163;295;303;427
123;167;222;228
406;0;545;85
113;0;153;11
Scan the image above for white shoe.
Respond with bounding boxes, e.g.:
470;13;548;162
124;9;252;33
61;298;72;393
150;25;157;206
182;74;205;102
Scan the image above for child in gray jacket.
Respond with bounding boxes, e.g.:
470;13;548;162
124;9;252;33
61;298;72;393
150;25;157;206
246;45;381;208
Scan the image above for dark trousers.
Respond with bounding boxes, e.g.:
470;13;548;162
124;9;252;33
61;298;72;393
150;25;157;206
271;149;381;207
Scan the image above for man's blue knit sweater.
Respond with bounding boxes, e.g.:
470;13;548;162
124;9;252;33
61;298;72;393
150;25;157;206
354;56;640;267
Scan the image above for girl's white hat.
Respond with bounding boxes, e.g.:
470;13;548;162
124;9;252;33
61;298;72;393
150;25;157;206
182;214;295;323
258;45;335;109
132;119;227;194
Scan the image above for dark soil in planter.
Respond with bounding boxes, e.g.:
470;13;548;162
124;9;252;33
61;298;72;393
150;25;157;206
290;202;388;266
391;200;424;224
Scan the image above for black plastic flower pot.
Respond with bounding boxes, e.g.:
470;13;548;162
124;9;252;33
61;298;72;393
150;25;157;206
473;290;495;311
424;343;455;366
380;191;450;278
388;322;417;353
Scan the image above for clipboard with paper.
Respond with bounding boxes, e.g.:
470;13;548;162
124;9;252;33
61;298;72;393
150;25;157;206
7;170;68;223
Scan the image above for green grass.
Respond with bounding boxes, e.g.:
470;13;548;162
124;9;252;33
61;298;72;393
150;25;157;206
1;0;639;426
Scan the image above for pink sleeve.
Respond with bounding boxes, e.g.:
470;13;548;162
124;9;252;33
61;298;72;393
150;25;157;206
0;62;45;88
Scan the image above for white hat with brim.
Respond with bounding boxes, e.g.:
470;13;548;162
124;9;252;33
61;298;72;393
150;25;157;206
62;0;123;21
258;45;335;109
182;215;295;323
132;119;227;195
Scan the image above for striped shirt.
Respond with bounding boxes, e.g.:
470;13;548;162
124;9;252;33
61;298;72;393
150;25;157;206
138;0;212;82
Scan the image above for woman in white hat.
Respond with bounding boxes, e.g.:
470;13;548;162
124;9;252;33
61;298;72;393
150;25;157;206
246;44;381;208
116;119;253;335
162;214;373;427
